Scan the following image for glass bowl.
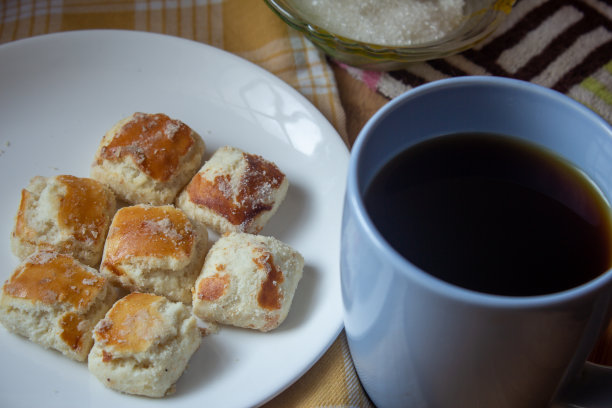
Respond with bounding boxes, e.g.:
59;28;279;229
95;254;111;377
264;0;515;70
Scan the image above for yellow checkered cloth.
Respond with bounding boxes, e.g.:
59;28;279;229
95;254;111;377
0;1;371;407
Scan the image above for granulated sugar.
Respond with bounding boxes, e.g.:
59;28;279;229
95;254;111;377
297;0;465;46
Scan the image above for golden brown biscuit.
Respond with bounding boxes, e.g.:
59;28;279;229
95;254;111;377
88;292;201;397
176;145;288;235
0;251;119;361
91;112;205;205
192;232;304;332
11;175;116;267
99;204;207;303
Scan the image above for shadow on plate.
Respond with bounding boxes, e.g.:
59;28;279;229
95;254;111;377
262;182;308;238
173;334;229;397
272;263;319;333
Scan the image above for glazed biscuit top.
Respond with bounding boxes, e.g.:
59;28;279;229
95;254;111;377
103;205;195;267
15;175;114;245
186;146;285;230
253;251;285;310
195;272;230;303
196;249;284;310
97;112;195;182
2;251;105;310
92;293;174;356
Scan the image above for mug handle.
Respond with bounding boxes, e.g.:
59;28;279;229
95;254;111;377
554;362;612;407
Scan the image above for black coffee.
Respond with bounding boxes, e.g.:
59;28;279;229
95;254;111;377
364;133;612;296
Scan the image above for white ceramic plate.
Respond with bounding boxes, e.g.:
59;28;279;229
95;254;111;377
0;30;347;408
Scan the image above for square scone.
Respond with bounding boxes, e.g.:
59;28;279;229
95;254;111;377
193;232;304;332
176;146;289;235
91;112;205;205
100;204;207;303
88;292;201;398
0;251;119;362
11;174;116;267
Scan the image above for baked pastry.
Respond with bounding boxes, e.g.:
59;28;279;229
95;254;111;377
99;204;207;303
11;174;116;267
88;292;201;397
176;145;288;235
192;232;304;332
91;112;205;205
0;251;119;362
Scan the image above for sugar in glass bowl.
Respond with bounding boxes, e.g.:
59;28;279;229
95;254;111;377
264;0;515;70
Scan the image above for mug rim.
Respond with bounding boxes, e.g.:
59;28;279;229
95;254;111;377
348;75;612;309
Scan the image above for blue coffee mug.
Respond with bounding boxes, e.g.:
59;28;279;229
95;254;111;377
341;76;612;408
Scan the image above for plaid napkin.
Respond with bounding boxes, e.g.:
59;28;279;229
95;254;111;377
0;1;369;407
339;0;612;126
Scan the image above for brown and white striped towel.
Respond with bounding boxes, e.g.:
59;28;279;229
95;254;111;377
341;0;612;125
